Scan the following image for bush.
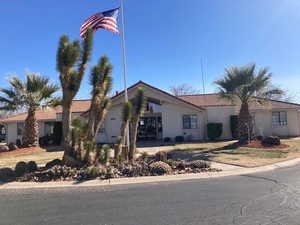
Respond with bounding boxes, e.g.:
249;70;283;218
207;123;223;140
230;115;238;139
15;161;28;176
149;161;173;175
175;136;184;142
164;137;171;142
262;136;281;146
16;139;22;148
155;151;167;162
27;161;38;172
256;135;263;141
45;159;63;169
0;167;16;182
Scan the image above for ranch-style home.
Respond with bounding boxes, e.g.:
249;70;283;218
1;81;300;145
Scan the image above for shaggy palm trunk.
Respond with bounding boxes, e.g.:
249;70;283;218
238;103;252;144
22;107;38;147
129;118;139;161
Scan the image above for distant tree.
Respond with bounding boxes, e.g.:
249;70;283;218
0;74;59;146
56;29;93;159
215;64;283;143
169;84;201;96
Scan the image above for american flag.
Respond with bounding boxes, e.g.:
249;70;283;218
80;8;120;38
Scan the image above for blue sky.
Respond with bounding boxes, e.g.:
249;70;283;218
1;0;300;101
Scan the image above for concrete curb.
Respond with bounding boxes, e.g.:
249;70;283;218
1;157;300;190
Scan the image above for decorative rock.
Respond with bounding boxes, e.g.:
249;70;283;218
8;142;18;151
0;144;9;152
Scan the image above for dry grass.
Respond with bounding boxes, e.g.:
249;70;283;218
141;138;300;168
0;148;63;168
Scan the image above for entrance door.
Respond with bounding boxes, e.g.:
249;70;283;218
138;116;162;141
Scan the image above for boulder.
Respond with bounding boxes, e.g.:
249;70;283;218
0;144;9;152
262;136;281;146
8;142;18;151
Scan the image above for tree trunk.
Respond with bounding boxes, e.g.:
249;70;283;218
22;107;39;147
238;102;252;144
129;118;139;161
62;94;73;159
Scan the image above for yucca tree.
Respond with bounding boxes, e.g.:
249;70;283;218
0;74;59;146
129;88;146;160
116;101;132;160
215;64;283;143
86;56;112;142
56;29;93;158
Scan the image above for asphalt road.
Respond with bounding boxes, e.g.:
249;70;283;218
1;164;300;225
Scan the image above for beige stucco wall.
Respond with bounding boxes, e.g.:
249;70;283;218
95;104;123;143
253;110;300;137
6;121;45;144
161;102;204;141
206;106;236;140
95;83;204;143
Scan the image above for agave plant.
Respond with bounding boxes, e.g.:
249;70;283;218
215;64;283;143
0;74;59;146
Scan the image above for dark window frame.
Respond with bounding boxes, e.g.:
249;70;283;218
182;114;198;129
272;111;287;126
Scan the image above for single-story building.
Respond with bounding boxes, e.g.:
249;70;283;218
2;81;300;144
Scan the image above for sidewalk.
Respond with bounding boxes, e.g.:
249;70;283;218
1;157;300;190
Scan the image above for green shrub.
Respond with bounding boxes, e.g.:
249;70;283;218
230;115;238;139
175;136;184;142
163;137;171;142
27;161;38;172
15;161;28;176
207;123;223;140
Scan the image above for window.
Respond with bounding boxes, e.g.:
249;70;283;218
272;112;287;126
17;122;24;135
183;115;198;129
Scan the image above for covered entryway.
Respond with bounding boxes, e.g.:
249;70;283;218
137;115;162;141
137;97;163;141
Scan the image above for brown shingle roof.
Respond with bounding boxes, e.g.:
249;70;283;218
178;94;300;110
1;100;91;122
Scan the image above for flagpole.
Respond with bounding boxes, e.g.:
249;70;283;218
120;0;130;148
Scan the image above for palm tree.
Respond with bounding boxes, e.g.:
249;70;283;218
56;29;93;158
129;88;146;160
0;74;59;146
215;64;283;143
